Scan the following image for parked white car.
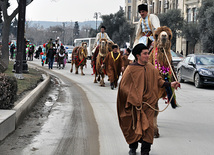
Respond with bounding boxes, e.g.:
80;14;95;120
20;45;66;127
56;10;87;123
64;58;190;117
67;49;73;63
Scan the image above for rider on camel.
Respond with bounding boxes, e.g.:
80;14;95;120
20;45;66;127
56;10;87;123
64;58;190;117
92;26;113;74
128;3;160;61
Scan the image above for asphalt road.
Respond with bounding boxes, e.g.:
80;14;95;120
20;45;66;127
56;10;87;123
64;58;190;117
0;61;99;155
1;58;214;155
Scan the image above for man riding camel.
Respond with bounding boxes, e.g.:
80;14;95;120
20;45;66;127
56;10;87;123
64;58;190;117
128;3;160;61
92;26;113;74
93;25;113;49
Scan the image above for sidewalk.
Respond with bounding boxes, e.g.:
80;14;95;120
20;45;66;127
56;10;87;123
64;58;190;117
0;70;50;141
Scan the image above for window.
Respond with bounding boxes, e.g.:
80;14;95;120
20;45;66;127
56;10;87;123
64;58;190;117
152;2;155;14
159;1;161;13
128;0;131;3
176;0;178;9
128;6;131;20
187;8;191;22
192;8;197;23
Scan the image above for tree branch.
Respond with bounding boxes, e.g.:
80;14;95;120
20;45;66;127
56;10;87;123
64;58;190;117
9;6;19;21
0;0;9;19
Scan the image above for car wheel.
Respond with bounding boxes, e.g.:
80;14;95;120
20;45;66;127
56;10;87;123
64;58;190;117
194;73;202;88
177;70;184;83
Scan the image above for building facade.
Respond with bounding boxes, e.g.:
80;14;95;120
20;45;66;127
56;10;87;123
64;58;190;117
176;0;202;56
125;0;202;55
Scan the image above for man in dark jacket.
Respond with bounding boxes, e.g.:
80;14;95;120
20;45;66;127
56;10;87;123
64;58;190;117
47;46;56;69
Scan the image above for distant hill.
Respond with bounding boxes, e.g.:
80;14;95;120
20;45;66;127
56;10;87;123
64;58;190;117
28;20;102;29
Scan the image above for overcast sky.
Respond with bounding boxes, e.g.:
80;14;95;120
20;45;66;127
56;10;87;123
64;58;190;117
9;0;124;22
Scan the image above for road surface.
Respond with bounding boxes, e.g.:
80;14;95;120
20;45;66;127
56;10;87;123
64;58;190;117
1;58;214;155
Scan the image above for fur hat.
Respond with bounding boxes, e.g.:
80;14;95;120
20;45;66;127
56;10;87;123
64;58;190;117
138;4;148;12
101;25;106;30
126;48;131;53
112;44;118;49
132;43;148;57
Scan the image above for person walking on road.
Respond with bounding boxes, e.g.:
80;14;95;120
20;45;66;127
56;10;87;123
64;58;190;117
58;45;66;69
122;48;131;74
103;44;123;90
117;43;180;155
47;46;56;69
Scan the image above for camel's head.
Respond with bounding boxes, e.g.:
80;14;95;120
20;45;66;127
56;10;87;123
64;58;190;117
107;41;114;52
100;39;107;49
154;26;172;50
81;42;87;49
99;39;108;56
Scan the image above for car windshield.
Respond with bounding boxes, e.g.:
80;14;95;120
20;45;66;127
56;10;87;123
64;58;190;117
67;50;72;54
171;50;183;57
196;55;214;65
75;40;89;47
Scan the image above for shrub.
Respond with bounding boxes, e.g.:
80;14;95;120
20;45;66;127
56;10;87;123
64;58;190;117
0;73;18;109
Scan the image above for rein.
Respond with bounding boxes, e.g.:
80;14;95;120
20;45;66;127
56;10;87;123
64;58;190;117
77;57;85;67
131;48;179;130
137;48;178;113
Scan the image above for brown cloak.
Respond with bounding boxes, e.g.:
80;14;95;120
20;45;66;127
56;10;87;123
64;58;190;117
122;54;130;74
117;62;165;144
104;51;123;87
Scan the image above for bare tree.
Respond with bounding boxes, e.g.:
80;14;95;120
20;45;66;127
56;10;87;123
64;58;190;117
0;0;19;71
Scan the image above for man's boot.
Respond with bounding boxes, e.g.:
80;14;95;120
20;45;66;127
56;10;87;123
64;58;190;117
111;82;114;90
129;141;138;155
141;141;151;155
129;148;136;155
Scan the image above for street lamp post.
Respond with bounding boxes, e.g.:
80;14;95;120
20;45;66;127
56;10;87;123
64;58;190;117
52;31;57;40
93;12;101;33
14;0;32;78
85;28;88;38
62;22;67;44
15;0;27;79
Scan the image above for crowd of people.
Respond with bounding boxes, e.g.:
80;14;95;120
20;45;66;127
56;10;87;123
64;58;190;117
42;37;67;69
8;37;68;70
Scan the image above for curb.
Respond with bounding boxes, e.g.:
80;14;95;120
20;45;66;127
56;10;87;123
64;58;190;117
0;72;50;141
13;73;51;127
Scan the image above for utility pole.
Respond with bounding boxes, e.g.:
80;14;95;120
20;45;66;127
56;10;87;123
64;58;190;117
62;22;65;44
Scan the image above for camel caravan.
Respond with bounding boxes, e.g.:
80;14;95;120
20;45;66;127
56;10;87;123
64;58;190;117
69;26;180;139
69;37;125;89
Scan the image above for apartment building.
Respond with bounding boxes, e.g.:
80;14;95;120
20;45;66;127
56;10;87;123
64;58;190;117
125;0;202;55
177;0;202;56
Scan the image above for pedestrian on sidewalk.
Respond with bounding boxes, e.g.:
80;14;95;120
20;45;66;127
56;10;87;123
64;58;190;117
10;44;15;59
47;46;56;69
117;43;180;155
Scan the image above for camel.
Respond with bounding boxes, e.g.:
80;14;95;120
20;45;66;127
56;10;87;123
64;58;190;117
93;39;109;86
70;42;88;75
149;26;177;138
